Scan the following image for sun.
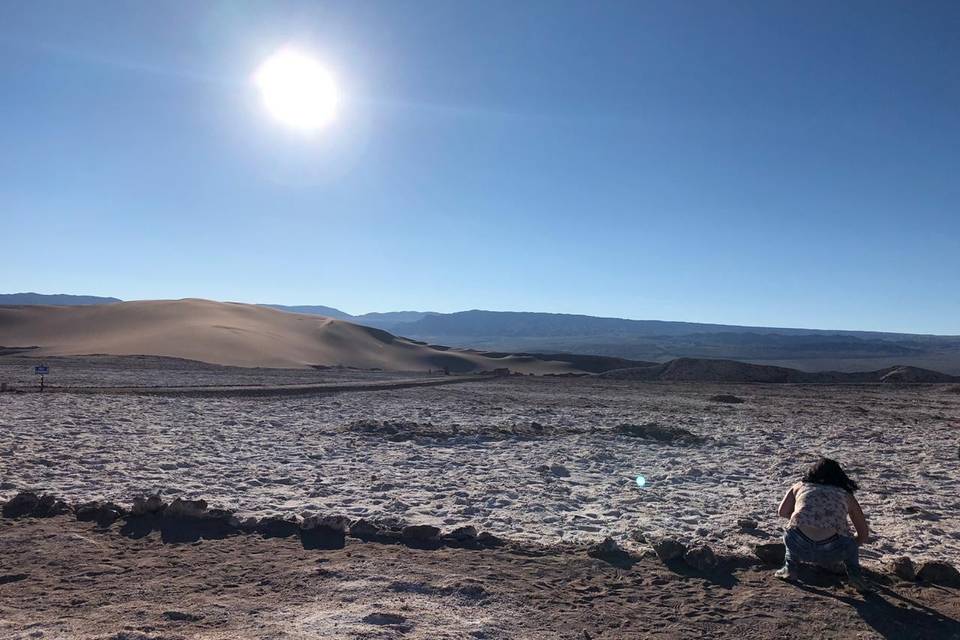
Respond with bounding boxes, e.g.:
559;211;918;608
253;48;338;132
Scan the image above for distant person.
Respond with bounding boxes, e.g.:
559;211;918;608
775;457;871;591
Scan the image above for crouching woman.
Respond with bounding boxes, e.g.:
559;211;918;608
776;457;871;591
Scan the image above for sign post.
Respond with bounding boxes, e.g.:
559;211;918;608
34;365;49;392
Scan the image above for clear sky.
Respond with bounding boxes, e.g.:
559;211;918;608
2;1;958;333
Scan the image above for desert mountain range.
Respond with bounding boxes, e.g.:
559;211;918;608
3;293;960;375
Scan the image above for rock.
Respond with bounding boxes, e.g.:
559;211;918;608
256;516;299;538
2;492;40;518
206;508;241;528
34;494;69;517
162;610;203;622
885;556;916;581
709;394;744;404
362;612;407;626
446;525;478;541
630;530;647;543
476;531;504;546
239;517;260;533
737;518;758;531
916;560;960;587
75;501;125;526
130;495;166;516
684;544;718;571
349;518;385;539
164;498;208;519
302;514;351;533
401;524;441;542
615;422;706;445
549;464;571;477
650;537;687;562
754;542;786;565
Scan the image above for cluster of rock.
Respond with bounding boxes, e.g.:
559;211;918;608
648;536;720;571
0;491;504;550
641;532;960;587
346;418;579;442
614;422;707;445
749;541;960;587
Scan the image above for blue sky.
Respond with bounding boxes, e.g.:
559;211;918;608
2;1;958;333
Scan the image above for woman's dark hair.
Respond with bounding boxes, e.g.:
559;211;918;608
803;457;859;493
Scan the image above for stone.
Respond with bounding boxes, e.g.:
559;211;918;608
34;495;71;517
684;544;718;571
164;498;209;519
885;556;916;581
587;537;632;564
162;610;203;622
447;525;478;541
754;542;786;565
476;531;504;546
549;464;571;477
349;518;385;539
302;514;351;533
256;516;299;538
916;560;960;587
75;501;124;526
130;495;166;516
709;394;744;404
401;524;441;542
650;537;687;562
362;612;407;626
239;517;260;533
206;508;241;528
737;518;759;531
1;492;40;518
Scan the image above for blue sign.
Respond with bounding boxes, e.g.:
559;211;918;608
34;366;49;375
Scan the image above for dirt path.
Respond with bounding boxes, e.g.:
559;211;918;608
29;375;492;398
1;517;957;639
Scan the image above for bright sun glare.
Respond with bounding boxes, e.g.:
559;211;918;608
253;48;338;132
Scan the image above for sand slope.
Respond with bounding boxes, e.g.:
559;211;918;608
0;299;577;373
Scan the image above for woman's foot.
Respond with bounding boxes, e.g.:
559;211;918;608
774;566;798;581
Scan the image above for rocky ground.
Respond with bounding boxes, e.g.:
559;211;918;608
1;513;958;640
1;362;958;565
1;358;960;637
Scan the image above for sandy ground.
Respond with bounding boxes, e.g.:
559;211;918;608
1;515;959;640
1;365;958;567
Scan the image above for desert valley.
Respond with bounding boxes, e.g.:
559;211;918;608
1;298;959;639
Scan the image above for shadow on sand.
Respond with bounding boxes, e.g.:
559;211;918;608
794;579;960;639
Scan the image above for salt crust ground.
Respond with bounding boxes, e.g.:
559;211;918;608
2;365;958;565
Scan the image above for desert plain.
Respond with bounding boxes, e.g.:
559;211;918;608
1;354;959;639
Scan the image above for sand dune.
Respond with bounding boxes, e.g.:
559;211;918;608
0;299;578;373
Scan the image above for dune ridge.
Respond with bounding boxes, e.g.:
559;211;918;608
0;299;577;373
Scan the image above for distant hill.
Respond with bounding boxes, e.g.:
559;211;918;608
0;293;121;306
261;305;433;329
387;310;960;375
600;358;960;384
261;304;354;320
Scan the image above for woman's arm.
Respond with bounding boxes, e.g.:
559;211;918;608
777;487;796;519
848;496;870;544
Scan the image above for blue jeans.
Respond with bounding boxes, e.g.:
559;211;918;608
783;527;861;577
